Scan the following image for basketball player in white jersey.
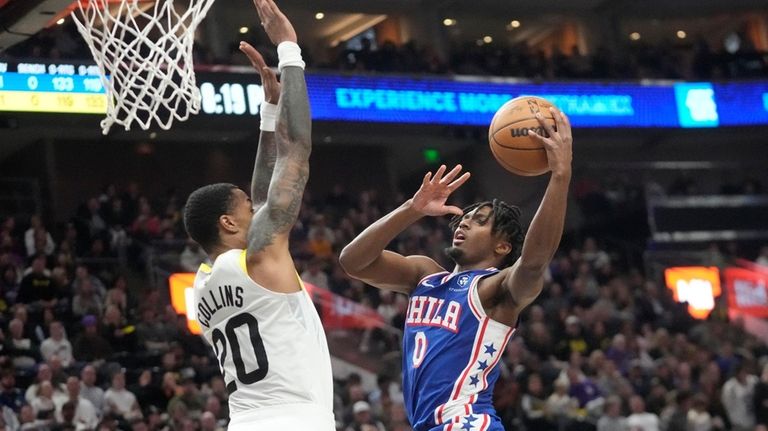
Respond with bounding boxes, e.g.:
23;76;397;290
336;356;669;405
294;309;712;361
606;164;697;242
182;1;334;429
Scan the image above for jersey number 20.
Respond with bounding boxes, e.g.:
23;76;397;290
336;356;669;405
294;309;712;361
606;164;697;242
212;313;269;393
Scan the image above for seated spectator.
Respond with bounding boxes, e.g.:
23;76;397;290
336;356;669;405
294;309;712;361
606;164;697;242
598;396;627;431
520;373;552;430
29;381;58;419
546;379;577;427
101;305;137;353
721;363;758;431
627;395;660;431
0;369;24;413
5;318;40;370
19;404;48;431
179;240;208;272
71;278;103;319
345;401;385;431
24;364;65;404
40;321;74;368
79;365;104;413
104;371;142;421
56;376;98;431
72;265;106;298
72;315;112;363
199;411;223;431
301;258;329;290
17;255;58;311
24;215;55;258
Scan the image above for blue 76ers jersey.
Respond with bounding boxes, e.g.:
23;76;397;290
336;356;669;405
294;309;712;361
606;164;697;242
403;269;515;431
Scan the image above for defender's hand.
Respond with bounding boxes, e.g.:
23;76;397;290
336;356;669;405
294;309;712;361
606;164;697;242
530;107;573;178
253;0;298;45
410;164;470;217
239;42;280;104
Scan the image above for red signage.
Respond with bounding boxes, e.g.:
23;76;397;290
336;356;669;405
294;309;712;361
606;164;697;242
169;273;384;334
725;268;768;317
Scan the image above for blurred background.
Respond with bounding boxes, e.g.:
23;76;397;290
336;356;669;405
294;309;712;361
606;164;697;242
0;0;767;430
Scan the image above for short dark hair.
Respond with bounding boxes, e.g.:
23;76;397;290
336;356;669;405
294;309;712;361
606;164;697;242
449;199;525;269
183;183;238;252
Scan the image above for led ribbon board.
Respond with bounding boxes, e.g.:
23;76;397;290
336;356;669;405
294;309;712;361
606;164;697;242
2;61;767;128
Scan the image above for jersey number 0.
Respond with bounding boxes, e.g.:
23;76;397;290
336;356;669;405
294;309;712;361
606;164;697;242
211;313;269;393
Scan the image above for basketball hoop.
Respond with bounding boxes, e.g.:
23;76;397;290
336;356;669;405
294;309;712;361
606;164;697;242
71;0;216;134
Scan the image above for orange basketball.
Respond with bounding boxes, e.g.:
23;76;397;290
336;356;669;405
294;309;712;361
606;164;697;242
488;96;558;176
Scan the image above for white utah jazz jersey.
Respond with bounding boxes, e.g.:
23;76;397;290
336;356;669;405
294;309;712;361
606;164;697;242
193;249;334;427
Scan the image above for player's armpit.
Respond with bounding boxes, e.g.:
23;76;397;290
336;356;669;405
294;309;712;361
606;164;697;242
343;251;443;294
477;262;544;326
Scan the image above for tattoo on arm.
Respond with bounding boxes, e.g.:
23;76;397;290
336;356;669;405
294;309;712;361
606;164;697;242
251;131;277;206
246;67;311;255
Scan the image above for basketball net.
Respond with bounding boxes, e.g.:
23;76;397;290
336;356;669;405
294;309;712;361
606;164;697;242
72;0;216;134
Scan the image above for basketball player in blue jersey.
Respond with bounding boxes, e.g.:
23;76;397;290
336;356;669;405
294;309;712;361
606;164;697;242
340;109;572;431
182;1;334;430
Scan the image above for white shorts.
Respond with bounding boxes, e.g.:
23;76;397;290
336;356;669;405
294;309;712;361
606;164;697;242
228;403;336;431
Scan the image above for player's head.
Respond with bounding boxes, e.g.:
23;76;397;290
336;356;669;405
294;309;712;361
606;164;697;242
183;183;254;254
446;199;524;269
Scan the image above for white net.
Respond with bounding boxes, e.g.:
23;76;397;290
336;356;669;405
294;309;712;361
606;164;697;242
72;0;216;134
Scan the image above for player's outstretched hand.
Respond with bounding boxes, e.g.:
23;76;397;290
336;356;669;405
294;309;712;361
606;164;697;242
410;164;471;217
530;107;573;178
252;0;297;45
239;42;280;104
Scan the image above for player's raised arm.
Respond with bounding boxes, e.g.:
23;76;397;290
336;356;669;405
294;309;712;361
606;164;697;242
339;165;470;293
240;43;279;207
499;108;572;309
244;0;309;268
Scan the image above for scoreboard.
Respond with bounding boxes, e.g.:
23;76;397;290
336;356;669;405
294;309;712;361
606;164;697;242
0;62;107;114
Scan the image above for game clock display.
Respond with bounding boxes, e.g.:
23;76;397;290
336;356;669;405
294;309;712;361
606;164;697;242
199;82;265;116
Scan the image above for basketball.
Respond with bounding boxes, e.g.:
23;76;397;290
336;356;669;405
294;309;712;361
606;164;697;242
488;96;559;176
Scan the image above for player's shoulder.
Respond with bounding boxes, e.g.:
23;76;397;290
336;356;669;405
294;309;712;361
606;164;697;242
194;249;246;286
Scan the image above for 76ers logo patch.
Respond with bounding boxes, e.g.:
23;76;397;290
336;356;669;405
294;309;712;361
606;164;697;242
458;275;470;287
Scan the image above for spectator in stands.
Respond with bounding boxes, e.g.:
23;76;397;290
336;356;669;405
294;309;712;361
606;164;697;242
39;321;73;368
546;379;576;428
18;403;45;431
722;363;758;431
597;395;627;431
520;373;551;430
54;399;77;431
24;364;64;404
17;255;57;310
104;371;141;421
556;315;590;360
58;376;98;430
24;215;55;258
101;305;136;353
687;394;714;431
79;365;104;413
72;315;112;363
179;240;207;272
301;258;329;290
345;401;385;431
627;395;660;431
71;278;103;319
29;380;57;419
199;411;222;431
756;363;768;428
72;265;106;298
6;318;40;370
0;369;24;413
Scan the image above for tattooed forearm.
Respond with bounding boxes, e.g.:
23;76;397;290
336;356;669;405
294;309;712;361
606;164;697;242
276;67;311;157
251;131;277;205
246;66;311;256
